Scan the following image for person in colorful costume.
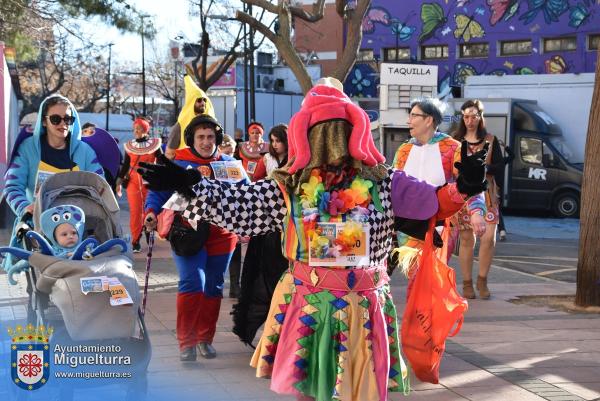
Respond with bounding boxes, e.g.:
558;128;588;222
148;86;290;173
139;79;487;401
236;121;269;181
165;75;216;159
452;99;504;300
116;118;161;253
143;114;241;361
392;98;486;277
2;94;104;273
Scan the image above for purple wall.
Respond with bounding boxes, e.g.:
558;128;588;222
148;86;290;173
344;0;599;98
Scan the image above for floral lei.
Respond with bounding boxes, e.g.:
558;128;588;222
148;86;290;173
299;167;374;259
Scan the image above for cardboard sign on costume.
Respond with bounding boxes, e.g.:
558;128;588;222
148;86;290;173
308;222;370;267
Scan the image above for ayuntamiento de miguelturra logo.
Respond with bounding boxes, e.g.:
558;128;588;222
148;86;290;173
8;324;53;390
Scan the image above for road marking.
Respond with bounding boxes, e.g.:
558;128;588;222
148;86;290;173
493;258;574;268
536;268;577;276
500;242;576;248
494;255;578;261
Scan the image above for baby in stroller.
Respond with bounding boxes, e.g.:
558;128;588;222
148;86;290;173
0;204;129;283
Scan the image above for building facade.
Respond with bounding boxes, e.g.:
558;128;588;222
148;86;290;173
344;0;600;98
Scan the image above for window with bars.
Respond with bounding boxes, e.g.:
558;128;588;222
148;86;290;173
459;43;489;58
421;45;448;59
500;40;532;56
387;84;435;109
588;34;600;51
383;47;411;62
543;36;577;52
357;49;374;61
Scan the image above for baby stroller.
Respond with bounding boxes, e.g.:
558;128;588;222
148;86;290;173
12;171;151;400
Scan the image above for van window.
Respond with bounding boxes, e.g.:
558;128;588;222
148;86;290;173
543;142;555;164
520;137;543;165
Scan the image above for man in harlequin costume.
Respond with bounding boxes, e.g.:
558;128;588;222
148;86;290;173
392;98;486;277
236;121;269;181
139;78;487;401
165;75;216;159
116;118;161;252
143;114;240;361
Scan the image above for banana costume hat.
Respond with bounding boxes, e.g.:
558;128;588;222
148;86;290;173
176;75;216;149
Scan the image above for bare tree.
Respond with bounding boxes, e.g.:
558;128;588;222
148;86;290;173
576;51;600;307
18;33;108;118
236;0;370;94
187;0;247;91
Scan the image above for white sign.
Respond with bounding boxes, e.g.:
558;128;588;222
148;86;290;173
380;63;438;86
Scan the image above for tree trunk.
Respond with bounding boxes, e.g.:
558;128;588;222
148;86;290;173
575;52;600;307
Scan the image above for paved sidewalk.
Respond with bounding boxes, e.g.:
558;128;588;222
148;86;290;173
0;203;598;401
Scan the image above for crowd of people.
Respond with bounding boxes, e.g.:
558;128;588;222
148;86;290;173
3;76;506;401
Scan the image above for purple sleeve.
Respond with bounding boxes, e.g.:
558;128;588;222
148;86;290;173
391;171;439;220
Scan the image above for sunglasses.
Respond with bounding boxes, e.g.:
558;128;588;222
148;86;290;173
46;114;75;126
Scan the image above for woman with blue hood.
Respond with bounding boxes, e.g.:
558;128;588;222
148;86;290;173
2;94;104;272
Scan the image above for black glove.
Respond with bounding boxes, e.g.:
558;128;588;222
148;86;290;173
394;217;444;248
138;154;202;200
455;141;489;197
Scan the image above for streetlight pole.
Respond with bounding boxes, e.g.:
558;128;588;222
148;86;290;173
140;14;149;116
106;43;113;130
248;4;256;121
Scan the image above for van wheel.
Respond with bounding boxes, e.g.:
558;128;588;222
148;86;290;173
552;192;580;218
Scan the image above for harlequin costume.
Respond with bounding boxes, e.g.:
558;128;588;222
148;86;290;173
141;81;487;401
238;123;269;181
118;118;161;248
144;115;239;355
393;132;485;271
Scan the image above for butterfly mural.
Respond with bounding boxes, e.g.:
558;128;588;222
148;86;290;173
344;64;377;98
454;14;485;42
362;7;391;34
519;0;569;25
419;3;449;42
390;12;417;42
545;55;568;73
452;62;478;86
569;1;593;28
487;0;520;25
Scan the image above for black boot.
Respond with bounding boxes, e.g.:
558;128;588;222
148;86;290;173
228;243;242;298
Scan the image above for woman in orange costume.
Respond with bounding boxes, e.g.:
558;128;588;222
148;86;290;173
237;122;269;181
117;118;161;252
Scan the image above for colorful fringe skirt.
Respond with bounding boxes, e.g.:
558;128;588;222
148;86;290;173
250;262;410;401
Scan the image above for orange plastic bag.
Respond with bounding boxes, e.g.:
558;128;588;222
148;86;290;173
401;219;469;384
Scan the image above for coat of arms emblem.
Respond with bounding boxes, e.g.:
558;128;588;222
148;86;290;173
8;324;53;390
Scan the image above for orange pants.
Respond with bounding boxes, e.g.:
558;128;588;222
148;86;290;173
126;173;148;243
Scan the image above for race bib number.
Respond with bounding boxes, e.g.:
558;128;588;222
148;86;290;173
308;222;370;267
210;160;245;183
108;278;133;306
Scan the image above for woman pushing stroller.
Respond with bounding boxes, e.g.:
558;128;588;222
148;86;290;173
2;94;104;276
